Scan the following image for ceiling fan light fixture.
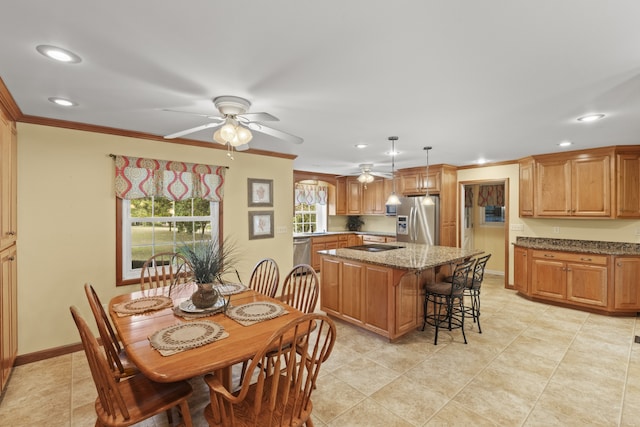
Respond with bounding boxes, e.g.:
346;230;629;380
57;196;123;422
236;126;252;144
423;146;435;206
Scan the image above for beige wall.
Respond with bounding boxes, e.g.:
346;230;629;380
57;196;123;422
328;214;396;234
458;163;640;286
16;123;294;355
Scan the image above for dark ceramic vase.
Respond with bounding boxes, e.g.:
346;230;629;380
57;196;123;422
191;283;219;309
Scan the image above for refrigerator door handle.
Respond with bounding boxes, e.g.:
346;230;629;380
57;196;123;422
409;206;416;241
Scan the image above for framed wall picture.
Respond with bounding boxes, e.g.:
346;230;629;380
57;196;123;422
249;211;274;239
248;178;273;207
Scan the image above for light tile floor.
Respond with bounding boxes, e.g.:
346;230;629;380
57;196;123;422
2;274;640;426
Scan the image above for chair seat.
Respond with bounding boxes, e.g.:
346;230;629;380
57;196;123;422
95;373;193;427
116;348;140;379
204;374;312;427
425;281;464;297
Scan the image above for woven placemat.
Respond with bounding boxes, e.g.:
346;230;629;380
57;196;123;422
149;320;228;356
226;301;288;326
112;295;173;316
214;282;248;296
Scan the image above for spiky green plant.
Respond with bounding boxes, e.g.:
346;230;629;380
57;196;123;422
178;237;237;285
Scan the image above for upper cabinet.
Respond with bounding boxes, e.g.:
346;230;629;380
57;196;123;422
335;176;390;216
0;109;17;250
520;146;640;219
399;169;441;195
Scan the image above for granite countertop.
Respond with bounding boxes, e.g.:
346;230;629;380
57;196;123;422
318;243;483;271
514;237;640;256
293;231;396;238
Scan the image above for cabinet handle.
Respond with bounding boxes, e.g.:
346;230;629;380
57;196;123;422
617;262;622;267
7;231;16;236
544;254;555;258
580;257;592;262
8;256;15;261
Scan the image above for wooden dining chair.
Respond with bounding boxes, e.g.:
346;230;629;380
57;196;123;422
204;313;336;427
70;306;194;427
248;257;280;298
281;264;319;314
140;252;192;296
84;283;139;381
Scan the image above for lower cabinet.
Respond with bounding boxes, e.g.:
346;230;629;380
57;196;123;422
614;257;640;310
514;246;529;293
530;250;608;308
514;245;640;314
320;255;422;340
1;245;17;393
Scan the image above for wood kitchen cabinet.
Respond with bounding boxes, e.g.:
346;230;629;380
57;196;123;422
535;154;611;217
0;245;17;393
346;177;362;215
616;152;640;218
335;177;347;215
362;178;386;215
320;255;422;340
311;235;339;271
519;146;640;219
530;250;608;308
513;246;529;293
347;234;362;247
613;257;640;310
0;109;17;250
519;157;534;217
399;168;441;195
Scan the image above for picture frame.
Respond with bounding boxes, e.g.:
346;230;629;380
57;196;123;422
248;178;273;207
248;211;274;240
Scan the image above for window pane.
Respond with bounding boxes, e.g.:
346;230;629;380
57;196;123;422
131;198;153;218
132;222;154;246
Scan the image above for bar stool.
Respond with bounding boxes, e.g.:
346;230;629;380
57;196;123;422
464;254;491;333
422;258;474;345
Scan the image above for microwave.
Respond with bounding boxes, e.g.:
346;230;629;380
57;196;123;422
385;203;397;216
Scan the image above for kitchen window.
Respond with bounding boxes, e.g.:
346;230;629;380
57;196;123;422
116;197;221;285
293;202;326;233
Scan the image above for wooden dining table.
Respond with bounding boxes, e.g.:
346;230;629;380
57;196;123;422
108;283;306;387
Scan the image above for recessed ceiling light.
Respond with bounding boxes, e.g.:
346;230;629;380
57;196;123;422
558;141;573;147
48;97;77;107
36;45;82;63
387;150;399;156
477;158;487;165
354;144;368;149
577;114;605;123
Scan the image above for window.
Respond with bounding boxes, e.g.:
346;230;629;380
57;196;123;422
482;205;505;224
293;202;326;233
116;197;220;285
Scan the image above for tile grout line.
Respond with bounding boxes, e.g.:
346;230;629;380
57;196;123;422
617;316;639;427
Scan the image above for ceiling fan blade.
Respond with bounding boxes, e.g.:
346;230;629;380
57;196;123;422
246;122;303;144
162;108;224;121
237;112;279;123
235;144;250;151
371;171;393;179
164;122;222;139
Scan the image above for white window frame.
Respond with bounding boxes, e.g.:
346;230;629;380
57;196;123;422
121;198;219;281
293;202;327;233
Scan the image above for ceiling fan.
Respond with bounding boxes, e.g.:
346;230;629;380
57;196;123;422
354;163;392;186
163;96;303;151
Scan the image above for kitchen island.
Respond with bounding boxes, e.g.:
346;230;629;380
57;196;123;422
318;243;482;341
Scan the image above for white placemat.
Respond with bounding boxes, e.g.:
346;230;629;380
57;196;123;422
214;282;248;296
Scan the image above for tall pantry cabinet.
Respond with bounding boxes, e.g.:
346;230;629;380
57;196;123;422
0;105;17;395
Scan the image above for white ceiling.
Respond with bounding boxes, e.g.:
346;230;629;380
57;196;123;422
1;1;640;176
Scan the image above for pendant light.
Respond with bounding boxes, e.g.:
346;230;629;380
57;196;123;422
385;136;401;206
423;146;434;205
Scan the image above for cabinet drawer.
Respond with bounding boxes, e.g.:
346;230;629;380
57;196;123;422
362;235;386;243
338;235;348;241
531;250;608;265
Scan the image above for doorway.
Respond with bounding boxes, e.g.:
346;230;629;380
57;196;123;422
459;179;509;288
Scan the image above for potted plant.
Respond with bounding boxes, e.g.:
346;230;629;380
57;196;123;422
346;215;364;232
179;237;237;308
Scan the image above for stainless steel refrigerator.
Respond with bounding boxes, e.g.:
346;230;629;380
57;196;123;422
395;195;439;245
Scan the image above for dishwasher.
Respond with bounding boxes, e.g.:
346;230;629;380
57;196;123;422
293;237;311;266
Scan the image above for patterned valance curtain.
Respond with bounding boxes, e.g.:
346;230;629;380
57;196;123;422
294;184;328;205
464;186;474;208
477;184;504;207
113;155;226;201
